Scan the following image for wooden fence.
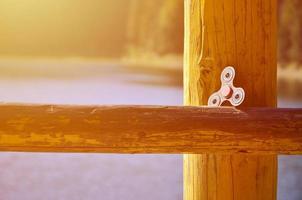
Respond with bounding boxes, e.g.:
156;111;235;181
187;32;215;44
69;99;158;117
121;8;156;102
0;0;301;200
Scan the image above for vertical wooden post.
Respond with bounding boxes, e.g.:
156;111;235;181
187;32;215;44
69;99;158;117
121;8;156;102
183;0;277;200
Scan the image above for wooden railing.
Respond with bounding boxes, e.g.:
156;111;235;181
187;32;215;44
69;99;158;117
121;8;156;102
0;104;301;154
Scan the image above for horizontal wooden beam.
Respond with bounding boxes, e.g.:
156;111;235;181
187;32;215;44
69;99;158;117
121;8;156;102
0;104;301;154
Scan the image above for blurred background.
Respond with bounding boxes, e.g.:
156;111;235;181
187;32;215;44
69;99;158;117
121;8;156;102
0;0;301;199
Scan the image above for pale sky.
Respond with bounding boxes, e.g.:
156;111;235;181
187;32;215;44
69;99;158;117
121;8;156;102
0;0;129;57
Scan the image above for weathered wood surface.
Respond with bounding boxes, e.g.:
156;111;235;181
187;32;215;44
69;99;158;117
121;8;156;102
183;0;278;199
0;104;300;154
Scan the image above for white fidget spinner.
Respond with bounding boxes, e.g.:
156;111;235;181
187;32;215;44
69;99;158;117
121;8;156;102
208;66;245;107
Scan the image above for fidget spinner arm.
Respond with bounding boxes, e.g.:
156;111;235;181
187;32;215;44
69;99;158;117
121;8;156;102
208;66;245;107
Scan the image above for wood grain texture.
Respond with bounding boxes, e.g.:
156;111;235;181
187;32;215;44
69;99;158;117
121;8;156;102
183;0;278;199
0;104;300;154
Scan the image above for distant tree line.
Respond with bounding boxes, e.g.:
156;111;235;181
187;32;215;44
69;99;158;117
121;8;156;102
278;0;302;66
127;0;302;66
126;0;184;56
